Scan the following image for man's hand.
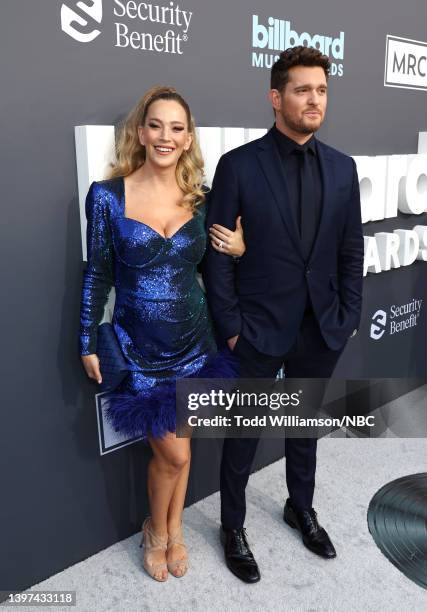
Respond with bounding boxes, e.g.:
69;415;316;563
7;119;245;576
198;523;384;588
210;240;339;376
227;335;239;351
81;354;102;384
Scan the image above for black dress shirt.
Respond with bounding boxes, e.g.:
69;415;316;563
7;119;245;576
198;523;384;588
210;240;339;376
271;124;323;315
271;124;323;257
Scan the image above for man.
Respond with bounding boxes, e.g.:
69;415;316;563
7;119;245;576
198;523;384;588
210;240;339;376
203;46;364;583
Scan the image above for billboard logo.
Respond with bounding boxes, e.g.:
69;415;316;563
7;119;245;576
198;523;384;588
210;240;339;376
370;310;387;340
251;14;344;76
384;35;427;91
61;0;103;43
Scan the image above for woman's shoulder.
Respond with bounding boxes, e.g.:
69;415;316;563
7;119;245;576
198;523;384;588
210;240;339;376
86;177;123;217
90;176;123;197
88;176;123;202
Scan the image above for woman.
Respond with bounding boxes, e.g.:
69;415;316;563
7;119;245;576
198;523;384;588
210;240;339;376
79;86;244;582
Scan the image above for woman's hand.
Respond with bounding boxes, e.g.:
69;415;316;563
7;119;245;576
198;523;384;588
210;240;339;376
81;354;102;384
227;335;239;351
209;216;245;257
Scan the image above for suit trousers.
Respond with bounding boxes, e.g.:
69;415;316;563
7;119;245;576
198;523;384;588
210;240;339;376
220;311;345;529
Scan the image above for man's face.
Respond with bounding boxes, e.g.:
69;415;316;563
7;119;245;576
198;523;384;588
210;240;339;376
270;65;328;136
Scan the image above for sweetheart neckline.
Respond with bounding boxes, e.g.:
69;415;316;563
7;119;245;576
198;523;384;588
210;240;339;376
122;214;197;241
120;176;197;241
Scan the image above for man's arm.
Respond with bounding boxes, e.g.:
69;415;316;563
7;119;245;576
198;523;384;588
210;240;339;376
202;154;242;343
338;158;364;332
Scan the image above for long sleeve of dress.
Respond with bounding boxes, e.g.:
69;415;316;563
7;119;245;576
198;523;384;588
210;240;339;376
79;182;114;356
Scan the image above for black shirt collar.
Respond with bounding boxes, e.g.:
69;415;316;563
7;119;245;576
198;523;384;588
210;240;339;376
271;124;317;157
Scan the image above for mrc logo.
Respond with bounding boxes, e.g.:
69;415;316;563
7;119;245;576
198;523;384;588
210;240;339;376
384;34;427;91
61;0;103;43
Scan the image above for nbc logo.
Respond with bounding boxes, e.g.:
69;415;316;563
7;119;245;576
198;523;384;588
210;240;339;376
61;0;103;43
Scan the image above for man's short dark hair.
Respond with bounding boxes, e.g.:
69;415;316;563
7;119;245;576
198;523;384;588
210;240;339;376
271;46;331;91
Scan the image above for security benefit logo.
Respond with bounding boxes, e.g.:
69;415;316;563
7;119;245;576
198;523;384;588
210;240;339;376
251;14;344;76
370;299;423;340
370;310;387;340
61;0;193;55
385;35;427;91
61;0;103;43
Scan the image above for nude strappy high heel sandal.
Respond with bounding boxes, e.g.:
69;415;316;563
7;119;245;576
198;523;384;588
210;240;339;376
167;524;189;577
139;517;168;582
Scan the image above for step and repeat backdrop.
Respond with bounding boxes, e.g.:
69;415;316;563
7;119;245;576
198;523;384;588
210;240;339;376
1;0;427;594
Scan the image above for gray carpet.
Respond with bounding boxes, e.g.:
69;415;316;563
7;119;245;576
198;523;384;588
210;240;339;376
6;436;427;612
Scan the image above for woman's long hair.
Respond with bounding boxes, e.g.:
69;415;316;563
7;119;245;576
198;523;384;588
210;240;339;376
108;86;206;211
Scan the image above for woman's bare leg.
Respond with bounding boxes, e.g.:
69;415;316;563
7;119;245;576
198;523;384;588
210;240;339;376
145;433;191;579
167;443;191;531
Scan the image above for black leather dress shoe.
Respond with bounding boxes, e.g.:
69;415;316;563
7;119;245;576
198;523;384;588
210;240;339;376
283;498;337;559
220;527;261;583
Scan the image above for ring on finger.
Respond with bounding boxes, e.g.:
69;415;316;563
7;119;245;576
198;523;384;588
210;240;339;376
217;240;223;249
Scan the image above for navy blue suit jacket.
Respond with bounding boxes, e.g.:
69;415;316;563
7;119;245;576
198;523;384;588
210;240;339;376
202;127;364;356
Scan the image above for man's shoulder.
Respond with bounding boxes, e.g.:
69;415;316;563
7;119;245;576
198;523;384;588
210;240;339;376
220;133;267;165
316;139;355;167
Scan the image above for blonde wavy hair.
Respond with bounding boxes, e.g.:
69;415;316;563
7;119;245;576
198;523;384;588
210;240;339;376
108;86;206;211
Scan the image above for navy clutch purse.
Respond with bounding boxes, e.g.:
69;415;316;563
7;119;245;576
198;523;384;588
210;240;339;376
96;322;129;392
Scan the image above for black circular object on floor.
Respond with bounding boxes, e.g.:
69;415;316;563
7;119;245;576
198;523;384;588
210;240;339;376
367;473;427;590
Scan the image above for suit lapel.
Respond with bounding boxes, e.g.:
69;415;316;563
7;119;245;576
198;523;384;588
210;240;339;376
256;130;303;258
309;140;334;262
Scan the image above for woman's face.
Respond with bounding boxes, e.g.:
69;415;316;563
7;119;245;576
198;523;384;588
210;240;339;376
138;99;192;169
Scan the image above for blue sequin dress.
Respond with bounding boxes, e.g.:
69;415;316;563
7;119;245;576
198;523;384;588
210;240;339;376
79;177;220;438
